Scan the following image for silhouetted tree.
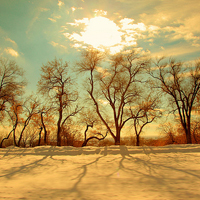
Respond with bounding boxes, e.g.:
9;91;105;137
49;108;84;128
0;57;26;122
17;97;40;147
38;58;80;146
79;109;108;147
77;48;149;145
148;58;200;143
129;95;161;146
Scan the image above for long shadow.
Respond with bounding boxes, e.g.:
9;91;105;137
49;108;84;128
0;146;56;179
112;145;200;199
1;145;200;199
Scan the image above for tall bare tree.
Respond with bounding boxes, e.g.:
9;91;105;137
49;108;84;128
77;48;149;145
148;58;200;143
38;58;80;146
0;57;26;122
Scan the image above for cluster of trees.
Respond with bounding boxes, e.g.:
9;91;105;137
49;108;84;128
0;48;199;147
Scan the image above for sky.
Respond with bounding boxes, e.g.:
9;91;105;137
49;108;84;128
0;0;200;94
1;144;200;199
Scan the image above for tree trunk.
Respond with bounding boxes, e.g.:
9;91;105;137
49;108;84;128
57;96;63;146
0;130;12;148
41;112;47;144
186;129;192;144
57;124;61;146
115;129;120;145
136;134;140;146
185;117;192;144
38;127;43;146
18;120;30;147
13;127;17;146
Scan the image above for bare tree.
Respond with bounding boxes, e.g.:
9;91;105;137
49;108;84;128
79;109;108;147
38;58;81;146
17;97;40;147
77;48;149;145
129;95;161;146
0;96;41;147
0;99;22;147
148;58;200;143
32;106;54;145
0;57;26;122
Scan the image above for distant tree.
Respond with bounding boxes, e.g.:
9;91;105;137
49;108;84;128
38;58;81;146
77;48;150;145
0;100;22;147
0;96;40;147
0;57;26;122
31;105;55;146
148;58;200;143
129;94;161;146
17;97;40;147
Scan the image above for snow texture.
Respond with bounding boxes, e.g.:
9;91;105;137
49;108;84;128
0;144;200;200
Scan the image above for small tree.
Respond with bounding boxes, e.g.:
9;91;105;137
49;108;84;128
38;58;80;146
0;100;22;147
79;109;108;147
129;95;161;146
17;97;40;147
148;58;200;144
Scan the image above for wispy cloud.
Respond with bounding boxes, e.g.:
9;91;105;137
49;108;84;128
49;41;67;49
48;18;57;23
5;37;17;46
40;7;49;12
4;47;19;57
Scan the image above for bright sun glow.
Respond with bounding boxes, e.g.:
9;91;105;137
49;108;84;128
82;17;122;48
74;17;122;49
65;16;139;54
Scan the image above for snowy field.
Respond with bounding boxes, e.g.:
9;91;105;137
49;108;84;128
0;144;200;200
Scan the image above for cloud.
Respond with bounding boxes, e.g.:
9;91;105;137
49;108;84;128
5;37;17;46
65;16;138;53
137;0;200;47
71;6;83;12
4;47;19;57
98;99;109;105
50;41;59;47
95;66;111;77
40;7;50;12
93;9;107;16
150;44;200;59
48;18;57;23
58;0;64;7
49;41;67;49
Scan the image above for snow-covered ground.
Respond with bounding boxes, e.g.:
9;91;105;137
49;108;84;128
0;144;200;200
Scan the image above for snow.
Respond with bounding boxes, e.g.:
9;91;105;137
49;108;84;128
0;144;200;200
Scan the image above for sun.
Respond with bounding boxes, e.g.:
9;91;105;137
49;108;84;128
80;16;122;49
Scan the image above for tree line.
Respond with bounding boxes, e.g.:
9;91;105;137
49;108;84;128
0;48;199;147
